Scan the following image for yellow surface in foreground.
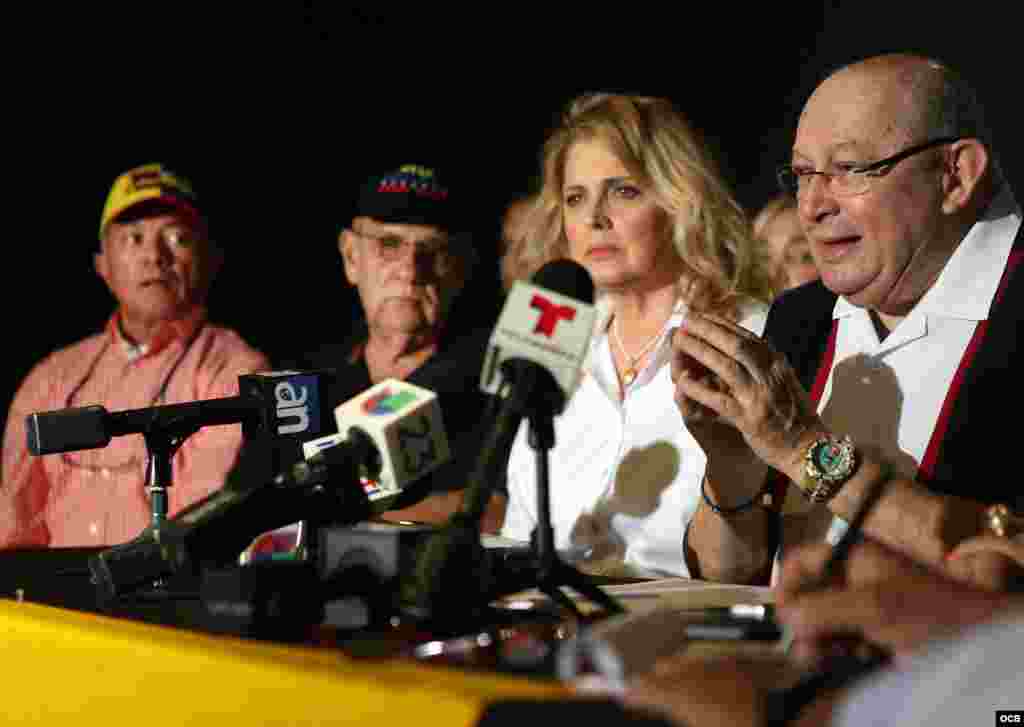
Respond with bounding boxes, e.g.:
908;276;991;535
0;599;567;726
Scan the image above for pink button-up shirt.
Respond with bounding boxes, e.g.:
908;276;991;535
0;308;269;548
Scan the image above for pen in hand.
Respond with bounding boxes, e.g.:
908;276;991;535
811;461;893;593
766;462;895;725
787;461;894;660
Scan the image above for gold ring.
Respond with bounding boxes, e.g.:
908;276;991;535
986;503;1021;538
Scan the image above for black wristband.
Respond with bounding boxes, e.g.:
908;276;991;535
701;474;766;516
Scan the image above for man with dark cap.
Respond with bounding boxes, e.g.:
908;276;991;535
0;164;269;548
296;164;506;532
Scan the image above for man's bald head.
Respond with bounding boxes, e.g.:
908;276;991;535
806;54;995;162
792;54;999;319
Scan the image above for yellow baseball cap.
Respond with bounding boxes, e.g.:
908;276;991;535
99;163;201;239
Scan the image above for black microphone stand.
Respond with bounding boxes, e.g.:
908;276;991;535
89;417;203;602
143;423;198;530
408;359;623;629
526;410;623;619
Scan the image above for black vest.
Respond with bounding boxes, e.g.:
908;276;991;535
763;231;1024;511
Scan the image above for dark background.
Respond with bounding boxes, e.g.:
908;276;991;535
3;2;1017;436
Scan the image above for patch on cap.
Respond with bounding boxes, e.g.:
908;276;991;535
99;163;200;238
356;164;455;229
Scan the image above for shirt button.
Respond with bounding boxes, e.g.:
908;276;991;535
89;522;100;537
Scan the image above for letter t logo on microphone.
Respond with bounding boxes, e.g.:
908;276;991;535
530;294;577;337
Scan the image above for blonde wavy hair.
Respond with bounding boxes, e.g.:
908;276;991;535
516;93;771;318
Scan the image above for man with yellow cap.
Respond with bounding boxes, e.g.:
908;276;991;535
0;164;269;548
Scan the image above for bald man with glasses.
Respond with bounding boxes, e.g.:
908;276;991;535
670;54;1024;589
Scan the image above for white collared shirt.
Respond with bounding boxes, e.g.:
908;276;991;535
807;188;1021;544
501;299;768;577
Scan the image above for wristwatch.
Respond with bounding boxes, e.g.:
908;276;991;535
799;434;858;504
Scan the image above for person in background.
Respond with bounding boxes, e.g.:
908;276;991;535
295;164;506;532
500;194;542;291
753;193;819;294
0;163;269;548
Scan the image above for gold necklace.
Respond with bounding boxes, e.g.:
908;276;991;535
611;316;663;386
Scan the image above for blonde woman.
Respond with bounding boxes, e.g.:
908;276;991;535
499;94;772;578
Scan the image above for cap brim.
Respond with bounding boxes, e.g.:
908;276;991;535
104;194;203;233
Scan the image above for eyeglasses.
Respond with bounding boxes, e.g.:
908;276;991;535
360;233;459;275
777;137;961;198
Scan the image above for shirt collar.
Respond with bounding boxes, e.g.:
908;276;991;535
833;186;1021;322
108;305;207;362
588;297;688;356
585;296;688;398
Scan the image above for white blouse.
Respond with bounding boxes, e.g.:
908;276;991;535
501;299;768;577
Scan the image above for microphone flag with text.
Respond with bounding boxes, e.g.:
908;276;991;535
26;369;337;487
235;370;338;492
87;378;449;601
480;258;596;406
409;259;597;619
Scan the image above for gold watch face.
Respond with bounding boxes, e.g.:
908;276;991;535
811;441;847;479
804;436;857;490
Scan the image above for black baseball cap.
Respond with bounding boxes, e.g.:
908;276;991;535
355;163;458;231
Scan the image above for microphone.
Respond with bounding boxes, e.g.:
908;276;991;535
26;369;333;463
465;258;596;521
480;258;597;408
88;379;450;601
27;370;338;529
302;378;450;503
409;259;597;620
26;398;256;455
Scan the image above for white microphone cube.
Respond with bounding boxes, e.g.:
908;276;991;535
481;281;596;398
332;379;450;498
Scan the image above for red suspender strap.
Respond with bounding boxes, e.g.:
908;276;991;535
808;322;840;408
917;249;1023;481
768;321;839;506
